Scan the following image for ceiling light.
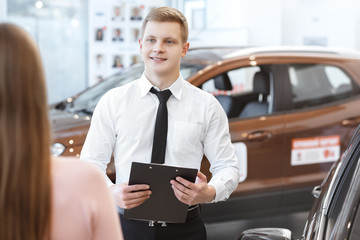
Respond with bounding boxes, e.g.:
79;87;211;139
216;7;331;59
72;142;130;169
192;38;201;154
35;1;44;9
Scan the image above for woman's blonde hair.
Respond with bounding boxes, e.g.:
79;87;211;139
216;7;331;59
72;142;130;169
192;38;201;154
0;23;52;240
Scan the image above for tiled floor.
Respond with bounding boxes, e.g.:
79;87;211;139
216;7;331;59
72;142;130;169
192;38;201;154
205;211;309;240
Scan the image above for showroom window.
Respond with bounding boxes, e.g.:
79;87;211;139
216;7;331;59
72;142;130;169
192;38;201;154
5;0;88;104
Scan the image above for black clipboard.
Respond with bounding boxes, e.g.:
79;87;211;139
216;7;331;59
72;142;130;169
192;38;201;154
123;162;198;223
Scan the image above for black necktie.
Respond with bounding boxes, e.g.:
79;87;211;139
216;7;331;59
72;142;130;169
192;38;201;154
150;87;172;164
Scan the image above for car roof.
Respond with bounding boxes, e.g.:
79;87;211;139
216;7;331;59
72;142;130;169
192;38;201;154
187;45;360;61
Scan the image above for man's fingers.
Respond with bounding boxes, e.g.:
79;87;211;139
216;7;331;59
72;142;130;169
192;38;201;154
172;185;191;205
171;179;192;194
173;177;194;189
123;189;151;201
196;171;207;183
111;183;152;209
122;195;150;209
126;184;150;193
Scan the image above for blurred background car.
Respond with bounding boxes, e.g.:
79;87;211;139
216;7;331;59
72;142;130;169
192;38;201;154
237;124;360;240
50;46;360;222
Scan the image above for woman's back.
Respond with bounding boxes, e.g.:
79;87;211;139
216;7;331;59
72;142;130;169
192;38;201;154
51;157;123;240
0;23;122;240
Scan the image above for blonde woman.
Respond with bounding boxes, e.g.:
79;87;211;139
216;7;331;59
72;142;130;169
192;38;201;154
0;23;123;240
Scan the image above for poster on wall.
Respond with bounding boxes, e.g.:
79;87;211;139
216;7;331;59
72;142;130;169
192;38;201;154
88;0;168;86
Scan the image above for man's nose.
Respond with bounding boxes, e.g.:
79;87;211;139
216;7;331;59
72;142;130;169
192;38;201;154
154;42;164;53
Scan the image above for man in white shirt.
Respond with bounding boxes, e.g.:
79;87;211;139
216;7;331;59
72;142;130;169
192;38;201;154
81;7;240;240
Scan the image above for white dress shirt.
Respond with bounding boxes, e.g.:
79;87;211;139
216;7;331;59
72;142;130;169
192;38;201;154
80;74;240;202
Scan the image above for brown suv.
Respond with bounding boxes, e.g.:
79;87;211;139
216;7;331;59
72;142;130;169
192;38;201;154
51;46;360;222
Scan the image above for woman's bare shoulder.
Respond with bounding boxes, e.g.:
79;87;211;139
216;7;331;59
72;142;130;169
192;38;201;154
52;157;105;185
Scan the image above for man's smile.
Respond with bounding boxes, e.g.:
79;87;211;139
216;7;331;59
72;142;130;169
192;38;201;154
150;56;167;62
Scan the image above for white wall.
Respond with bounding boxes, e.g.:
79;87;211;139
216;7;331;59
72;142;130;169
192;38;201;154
187;0;282;47
0;0;6;20
239;0;282;46
282;0;358;49
186;0;360;50
356;9;360;50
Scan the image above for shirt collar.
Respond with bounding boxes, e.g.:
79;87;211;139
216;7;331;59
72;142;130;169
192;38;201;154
139;74;153;97
138;74;184;100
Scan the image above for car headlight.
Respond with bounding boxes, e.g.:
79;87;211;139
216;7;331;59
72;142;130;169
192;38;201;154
51;143;66;156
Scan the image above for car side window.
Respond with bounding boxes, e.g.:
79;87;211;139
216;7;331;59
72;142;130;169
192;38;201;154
201;66;275;119
181;65;203;80
202;66;259;95
289;64;355;109
71;65;144;113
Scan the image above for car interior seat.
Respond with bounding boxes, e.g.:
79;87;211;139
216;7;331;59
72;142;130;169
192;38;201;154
239;70;270;118
213;73;234;116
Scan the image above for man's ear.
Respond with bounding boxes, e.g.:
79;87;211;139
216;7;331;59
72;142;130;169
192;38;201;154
139;38;143;53
181;42;190;57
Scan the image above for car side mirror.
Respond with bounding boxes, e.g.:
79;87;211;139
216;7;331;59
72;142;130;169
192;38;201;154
237;228;293;240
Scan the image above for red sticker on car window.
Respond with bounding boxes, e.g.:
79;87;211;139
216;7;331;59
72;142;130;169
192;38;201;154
291;135;340;166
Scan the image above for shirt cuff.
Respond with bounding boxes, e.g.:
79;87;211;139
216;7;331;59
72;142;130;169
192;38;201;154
208;181;228;203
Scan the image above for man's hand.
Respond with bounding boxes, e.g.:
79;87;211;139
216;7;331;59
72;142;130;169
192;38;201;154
170;171;216;205
110;182;151;209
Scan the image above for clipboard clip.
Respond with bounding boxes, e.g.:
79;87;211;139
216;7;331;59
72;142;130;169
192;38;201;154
148;221;167;227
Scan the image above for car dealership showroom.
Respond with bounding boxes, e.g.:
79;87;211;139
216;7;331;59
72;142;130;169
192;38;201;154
2;0;360;239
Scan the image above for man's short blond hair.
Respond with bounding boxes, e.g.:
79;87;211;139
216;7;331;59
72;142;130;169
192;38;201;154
141;7;189;43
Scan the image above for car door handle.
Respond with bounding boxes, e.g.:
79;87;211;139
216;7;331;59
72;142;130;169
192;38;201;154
244;131;273;141
341;117;360;127
312;185;321;198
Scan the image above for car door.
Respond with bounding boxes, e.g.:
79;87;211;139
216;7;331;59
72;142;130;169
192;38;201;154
319;126;360;240
278;62;360;207
191;60;287;213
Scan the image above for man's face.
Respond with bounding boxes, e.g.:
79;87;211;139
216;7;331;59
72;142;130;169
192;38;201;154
139;21;189;79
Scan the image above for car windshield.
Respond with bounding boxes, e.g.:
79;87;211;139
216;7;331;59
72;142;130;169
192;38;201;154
65;62;203;114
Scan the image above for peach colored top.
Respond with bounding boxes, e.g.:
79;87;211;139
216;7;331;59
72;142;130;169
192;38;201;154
50;157;123;240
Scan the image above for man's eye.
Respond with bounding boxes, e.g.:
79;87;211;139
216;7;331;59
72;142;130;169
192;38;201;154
146;39;155;43
167;40;173;44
